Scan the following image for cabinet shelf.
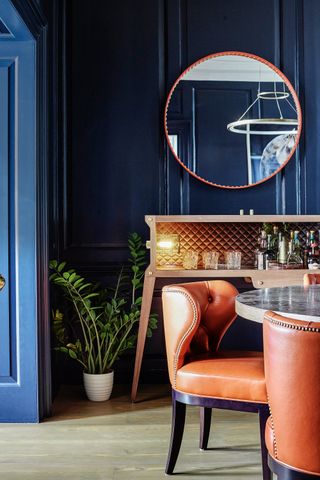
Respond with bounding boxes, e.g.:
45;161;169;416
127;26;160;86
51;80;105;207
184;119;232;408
153;267;317;287
147;215;320;284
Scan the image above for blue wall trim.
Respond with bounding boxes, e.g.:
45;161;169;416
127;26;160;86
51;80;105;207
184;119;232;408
0;0;33;40
0;1;39;422
0;41;38;423
0;61;11;378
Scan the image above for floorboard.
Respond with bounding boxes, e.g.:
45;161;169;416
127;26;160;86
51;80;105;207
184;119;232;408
0;384;265;479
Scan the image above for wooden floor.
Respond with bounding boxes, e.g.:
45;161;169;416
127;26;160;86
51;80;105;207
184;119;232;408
0;384;265;479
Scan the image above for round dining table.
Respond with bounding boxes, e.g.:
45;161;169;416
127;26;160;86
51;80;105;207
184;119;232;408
236;284;320;323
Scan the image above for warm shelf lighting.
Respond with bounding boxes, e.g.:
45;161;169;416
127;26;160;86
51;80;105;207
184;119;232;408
156;234;180;254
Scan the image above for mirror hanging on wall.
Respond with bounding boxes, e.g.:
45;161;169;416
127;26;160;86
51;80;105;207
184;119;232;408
164;51;302;189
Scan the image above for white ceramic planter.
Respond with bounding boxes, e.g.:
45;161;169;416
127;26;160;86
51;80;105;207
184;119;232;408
83;371;114;401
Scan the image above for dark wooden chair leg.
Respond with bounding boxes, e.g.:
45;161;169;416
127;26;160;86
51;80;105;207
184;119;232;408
259;405;272;480
199;407;212;450
165;395;186;474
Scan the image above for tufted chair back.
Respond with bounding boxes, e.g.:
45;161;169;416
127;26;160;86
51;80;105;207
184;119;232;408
162;280;238;387
303;273;320;285
264;311;320;476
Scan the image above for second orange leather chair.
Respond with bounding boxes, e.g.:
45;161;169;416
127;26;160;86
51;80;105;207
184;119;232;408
304;272;320;285
264;311;320;479
162;280;270;479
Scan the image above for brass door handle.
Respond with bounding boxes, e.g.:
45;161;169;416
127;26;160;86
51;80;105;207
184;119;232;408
0;274;5;291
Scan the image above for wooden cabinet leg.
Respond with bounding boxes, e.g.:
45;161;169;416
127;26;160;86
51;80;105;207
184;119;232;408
131;273;156;401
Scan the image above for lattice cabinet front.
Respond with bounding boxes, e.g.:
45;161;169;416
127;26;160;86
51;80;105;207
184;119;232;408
154;219;320;270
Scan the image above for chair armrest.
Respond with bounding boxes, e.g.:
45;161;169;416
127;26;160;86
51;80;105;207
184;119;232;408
162;285;201;388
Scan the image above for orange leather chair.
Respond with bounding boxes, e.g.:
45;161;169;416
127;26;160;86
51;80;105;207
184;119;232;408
304;272;320;285
162;280;270;478
264;311;320;479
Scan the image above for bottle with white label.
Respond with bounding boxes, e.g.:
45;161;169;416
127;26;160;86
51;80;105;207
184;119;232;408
256;231;267;270
278;235;288;265
308;238;320;270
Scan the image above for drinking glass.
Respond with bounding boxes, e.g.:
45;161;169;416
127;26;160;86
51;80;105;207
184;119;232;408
202;251;219;269
224;250;241;270
183;250;199;269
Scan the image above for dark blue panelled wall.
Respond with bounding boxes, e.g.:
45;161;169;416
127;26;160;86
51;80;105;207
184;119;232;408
166;0;305;214
53;0;320;382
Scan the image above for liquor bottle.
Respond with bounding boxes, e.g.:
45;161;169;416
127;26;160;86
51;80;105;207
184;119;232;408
294;230;303;257
309;231;315;262
316;230;320;257
286;231;294;263
256;230;267;270
289;230;294;246
308;232;320;269
287;230;303;267
263;234;277;269
253;231;261;269
278;234;288;265
276;231;282;262
271;225;279;257
308;243;320;269
303;231;311;268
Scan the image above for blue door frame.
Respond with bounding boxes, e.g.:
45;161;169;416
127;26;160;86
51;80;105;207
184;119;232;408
0;0;49;422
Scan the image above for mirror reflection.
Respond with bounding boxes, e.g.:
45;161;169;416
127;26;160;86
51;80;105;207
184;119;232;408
165;52;301;188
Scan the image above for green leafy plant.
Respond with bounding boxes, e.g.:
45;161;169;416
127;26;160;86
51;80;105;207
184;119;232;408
49;233;157;374
262;222;290;236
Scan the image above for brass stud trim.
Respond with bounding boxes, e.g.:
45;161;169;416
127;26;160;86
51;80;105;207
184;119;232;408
266;393;278;459
266;316;320;332
163;288;198;389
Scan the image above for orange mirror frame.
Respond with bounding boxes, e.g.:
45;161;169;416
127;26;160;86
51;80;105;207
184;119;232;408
164;51;302;189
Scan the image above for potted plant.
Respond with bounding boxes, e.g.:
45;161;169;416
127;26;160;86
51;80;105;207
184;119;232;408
49;233;157;401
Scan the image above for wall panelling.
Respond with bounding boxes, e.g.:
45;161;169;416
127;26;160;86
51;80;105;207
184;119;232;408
53;0;320;382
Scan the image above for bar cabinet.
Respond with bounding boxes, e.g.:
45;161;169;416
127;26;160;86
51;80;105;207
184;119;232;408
131;215;320;400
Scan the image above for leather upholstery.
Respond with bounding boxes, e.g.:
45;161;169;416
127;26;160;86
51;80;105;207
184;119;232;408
263;310;320;475
176;350;266;401
265;417;275;457
162;280;267;403
303;273;320;285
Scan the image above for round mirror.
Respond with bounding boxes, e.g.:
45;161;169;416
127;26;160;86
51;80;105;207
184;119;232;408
164;51;302;189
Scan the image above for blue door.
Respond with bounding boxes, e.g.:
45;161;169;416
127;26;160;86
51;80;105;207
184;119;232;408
0;1;39;422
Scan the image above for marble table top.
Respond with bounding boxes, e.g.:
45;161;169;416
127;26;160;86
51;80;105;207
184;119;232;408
236;285;320;323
